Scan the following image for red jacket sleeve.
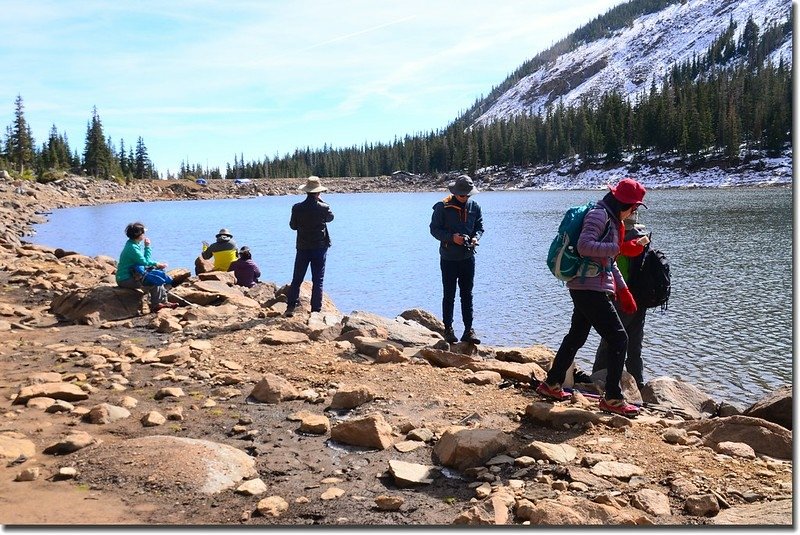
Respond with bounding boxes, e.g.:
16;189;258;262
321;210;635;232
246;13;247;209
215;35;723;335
620;238;644;257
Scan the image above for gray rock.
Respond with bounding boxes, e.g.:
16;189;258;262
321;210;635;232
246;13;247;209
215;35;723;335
640;377;717;419
521;441;577;464
742;384;791;430
681;415;792;459
388;459;437;487
713;498;791;525
684;493;720;517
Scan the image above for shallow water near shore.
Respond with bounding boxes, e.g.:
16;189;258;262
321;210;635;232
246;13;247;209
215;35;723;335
28;187;791;406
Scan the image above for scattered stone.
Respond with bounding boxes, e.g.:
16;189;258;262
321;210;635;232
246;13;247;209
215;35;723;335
521;441;577;464
407;428;434;443
433;427;512;470
249;374;299;403
321;487;345;500
43;431;97;455
236;478;268;496
464;371;503;385
15;467;40;481
55;467;78;480
13;382;89;405
375;495;404;511
256;496;289;517
685;493;720;517
630;489;671;516
394;440;424;453
83;403;131;424
331;414;394;450
590;461;644;480
141;411;167;427
713;441;756;459
329;386;376;410
388;459;437;487
154;387;185;400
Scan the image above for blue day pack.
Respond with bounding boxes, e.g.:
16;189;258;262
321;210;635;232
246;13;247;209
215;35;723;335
132;265;174;286
546;202;606;281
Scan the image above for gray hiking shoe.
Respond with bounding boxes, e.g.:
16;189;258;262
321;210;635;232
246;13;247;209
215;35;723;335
461;329;481;345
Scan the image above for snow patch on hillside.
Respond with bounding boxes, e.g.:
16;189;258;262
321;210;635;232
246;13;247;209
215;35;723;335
474;0;792;125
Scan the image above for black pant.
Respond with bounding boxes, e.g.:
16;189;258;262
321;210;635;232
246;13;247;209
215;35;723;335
594;305;647;387
287;247;327;312
440;256;474;331
546;289;628;399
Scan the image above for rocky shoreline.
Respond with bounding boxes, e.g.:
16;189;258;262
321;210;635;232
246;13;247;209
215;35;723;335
0;175;792;526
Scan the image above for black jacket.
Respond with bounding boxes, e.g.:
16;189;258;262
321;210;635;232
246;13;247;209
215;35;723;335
290;195;334;249
430;195;484;261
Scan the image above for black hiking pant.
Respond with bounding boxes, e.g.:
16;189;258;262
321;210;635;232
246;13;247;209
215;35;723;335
594;305;647;388
547;289;628;400
440;256;474;332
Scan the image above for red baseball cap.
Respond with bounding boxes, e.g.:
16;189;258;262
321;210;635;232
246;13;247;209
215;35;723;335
608;178;647;208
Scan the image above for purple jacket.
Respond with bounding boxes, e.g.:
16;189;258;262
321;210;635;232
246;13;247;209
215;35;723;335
566;201;627;294
228;258;261;288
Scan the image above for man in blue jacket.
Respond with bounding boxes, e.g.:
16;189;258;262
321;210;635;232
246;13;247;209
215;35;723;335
429;174;484;344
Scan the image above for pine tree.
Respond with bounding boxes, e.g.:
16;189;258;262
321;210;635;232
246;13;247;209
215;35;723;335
6;95;35;174
82;107;116;179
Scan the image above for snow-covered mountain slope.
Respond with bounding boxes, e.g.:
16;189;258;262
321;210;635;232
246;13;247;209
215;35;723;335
474;0;792;126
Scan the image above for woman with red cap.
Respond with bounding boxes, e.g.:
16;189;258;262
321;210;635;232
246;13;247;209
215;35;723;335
537;177;647;417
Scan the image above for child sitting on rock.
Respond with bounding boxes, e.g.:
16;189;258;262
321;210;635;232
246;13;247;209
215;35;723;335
228;246;261;288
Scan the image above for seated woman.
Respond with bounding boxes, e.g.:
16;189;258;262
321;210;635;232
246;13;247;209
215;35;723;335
228;246;261;288
116;222;178;312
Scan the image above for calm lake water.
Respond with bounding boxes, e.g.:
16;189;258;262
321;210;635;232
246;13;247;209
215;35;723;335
28;187;792;405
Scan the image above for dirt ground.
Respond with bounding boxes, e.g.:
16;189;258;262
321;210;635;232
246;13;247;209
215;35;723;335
0;176;791;527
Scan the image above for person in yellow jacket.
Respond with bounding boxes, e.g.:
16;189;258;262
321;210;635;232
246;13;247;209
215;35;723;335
201;228;238;271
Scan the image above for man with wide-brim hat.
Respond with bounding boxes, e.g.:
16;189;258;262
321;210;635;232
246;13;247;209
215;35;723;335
285;176;335;317
298;176;328;193
201;227;238;272
429;174;484;345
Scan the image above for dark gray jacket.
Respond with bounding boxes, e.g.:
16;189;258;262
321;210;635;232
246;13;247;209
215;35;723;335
290;195;334;250
430;195;484;261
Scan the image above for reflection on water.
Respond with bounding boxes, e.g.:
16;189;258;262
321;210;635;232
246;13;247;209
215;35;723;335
28;187;792;405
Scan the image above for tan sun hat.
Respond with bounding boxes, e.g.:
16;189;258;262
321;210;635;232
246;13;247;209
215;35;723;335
298;176;327;193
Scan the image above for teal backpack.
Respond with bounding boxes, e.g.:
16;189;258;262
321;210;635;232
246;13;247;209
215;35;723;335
547;202;608;281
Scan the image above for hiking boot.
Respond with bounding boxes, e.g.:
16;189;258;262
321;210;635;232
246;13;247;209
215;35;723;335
443;326;458;344
536;382;572;401
461;328;481;345
284;306;296;318
154;302;178;312
599;397;640;418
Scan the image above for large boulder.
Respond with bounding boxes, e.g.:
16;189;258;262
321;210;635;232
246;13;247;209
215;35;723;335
273;281;339;314
680;415;792;460
398;309;444;334
73;436;256;494
50;285;144;324
640;377;717;419
171;280;260;308
742;385;791;430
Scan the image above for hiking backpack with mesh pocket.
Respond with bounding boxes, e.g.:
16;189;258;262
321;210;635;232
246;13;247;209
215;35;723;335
547;201;607;281
630;246;671;310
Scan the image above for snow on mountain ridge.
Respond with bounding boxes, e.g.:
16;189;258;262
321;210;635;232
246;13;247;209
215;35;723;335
474;0;792;126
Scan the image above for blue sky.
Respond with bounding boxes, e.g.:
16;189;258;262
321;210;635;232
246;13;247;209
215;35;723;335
1;0;625;176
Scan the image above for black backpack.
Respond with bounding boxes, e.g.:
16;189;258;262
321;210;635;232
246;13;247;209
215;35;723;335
629;245;671;310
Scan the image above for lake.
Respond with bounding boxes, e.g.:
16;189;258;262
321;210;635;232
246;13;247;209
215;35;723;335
27;187;792;406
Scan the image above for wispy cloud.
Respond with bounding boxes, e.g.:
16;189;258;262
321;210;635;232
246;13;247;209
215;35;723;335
0;0;626;172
